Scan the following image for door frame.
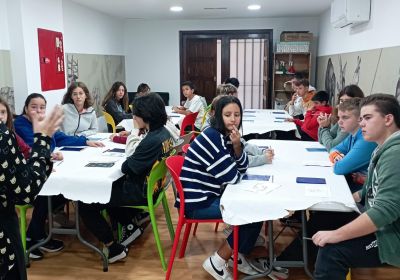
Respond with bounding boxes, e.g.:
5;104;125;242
179;29;274;107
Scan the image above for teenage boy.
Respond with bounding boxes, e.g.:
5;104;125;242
312;94;400;279
329;98;377;192
287;91;332;141
286;79;312;119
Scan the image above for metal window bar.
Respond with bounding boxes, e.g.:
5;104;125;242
230;39;265;109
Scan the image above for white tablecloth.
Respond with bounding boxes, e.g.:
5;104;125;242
220;139;359;225
39;133;126;204
241;109;296;135
118;106;181;131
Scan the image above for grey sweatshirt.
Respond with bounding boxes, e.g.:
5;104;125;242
61;103;98;137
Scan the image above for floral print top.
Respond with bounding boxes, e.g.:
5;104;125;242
0;122;52;276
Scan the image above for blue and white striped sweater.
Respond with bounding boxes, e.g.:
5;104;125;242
176;127;248;211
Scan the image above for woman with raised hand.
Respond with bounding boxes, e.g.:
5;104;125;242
14;93;104;260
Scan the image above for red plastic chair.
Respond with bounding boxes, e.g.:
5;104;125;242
181;143;220;236
181;144;190;154
165;155;238;280
179;112;199;142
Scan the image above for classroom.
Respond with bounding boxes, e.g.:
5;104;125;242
1;0;399;279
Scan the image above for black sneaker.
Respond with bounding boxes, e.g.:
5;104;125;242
108;243;127;264
26;240;44;260
39;239;64;253
120;224;143;247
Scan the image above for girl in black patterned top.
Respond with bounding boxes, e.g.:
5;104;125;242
0;105;63;280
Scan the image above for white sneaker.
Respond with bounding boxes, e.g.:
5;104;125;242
203;255;233;280
228;253;259;275
249;257;289;279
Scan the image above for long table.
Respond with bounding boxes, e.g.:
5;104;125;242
220;139;359;279
118;107;297;136
27;134;127;271
241;109;296;135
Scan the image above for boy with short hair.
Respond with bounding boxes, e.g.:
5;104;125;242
329;98;377;192
312;94;400;279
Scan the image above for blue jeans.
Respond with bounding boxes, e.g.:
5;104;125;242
185;197;262;255
314;233;382;280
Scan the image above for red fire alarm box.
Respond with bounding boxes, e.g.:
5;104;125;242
38;28;65;91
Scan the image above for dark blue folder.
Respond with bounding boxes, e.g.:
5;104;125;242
242;174;270;181
296;177;326;184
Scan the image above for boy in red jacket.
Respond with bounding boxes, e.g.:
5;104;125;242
287;90;332;141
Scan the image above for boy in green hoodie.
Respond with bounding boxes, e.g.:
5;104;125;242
312;94;400;279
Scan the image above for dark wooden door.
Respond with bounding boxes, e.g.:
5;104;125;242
182;38;217;104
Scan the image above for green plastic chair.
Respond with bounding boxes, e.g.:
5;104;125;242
15;204;33;251
121;158;174;271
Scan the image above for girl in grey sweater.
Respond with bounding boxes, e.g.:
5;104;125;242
61;82;98;137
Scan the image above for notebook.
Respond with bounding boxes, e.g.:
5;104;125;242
306;147;327;152
60;147;85;152
85;162;115;168
242;174;271;181
105;148;125;153
272;111;285;114
296;177;326;184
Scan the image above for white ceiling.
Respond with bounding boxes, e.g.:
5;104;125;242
69;0;332;20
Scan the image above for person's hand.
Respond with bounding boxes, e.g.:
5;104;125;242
352;172;366;185
119;131;130;137
317;113;331;128
229;126;241;148
353;191;361;203
285;118;294;122
312;230;341;247
290;92;298;104
264;148;274;163
51;151;64;161
109;133;118;140
32;105;64;137
329;151;344;163
86;141;105;147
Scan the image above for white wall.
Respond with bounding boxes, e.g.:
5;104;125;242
5;0;125;112
318;0;400;56
0;0;10;50
124;17;320;106
7;0;65;111
62;0;124;55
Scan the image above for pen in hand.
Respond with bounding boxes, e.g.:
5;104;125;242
56;160;64;166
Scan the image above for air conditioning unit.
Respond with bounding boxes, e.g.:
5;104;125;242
330;0;371;28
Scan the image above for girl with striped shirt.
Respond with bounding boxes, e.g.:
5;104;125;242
177;96;262;279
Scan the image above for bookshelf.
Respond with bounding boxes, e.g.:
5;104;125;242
272;52;311;109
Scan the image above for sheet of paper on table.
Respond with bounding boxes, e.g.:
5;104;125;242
305;185;330;197
236;182;282;195
302;160;332;167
